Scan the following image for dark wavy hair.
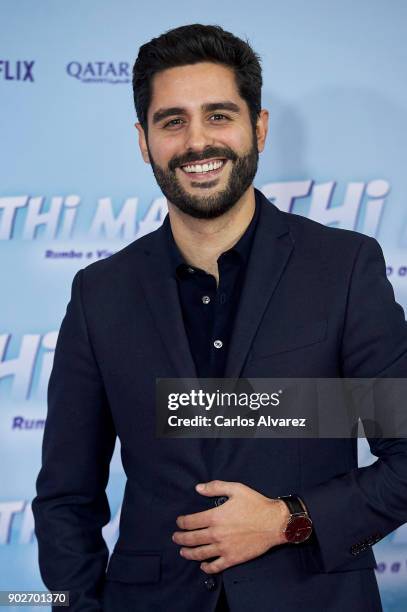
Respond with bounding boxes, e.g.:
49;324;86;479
132;24;262;134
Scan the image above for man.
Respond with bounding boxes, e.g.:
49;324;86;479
32;24;407;612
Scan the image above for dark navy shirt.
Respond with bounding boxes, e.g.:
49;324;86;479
164;195;260;378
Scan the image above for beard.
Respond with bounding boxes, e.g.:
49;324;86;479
146;136;259;220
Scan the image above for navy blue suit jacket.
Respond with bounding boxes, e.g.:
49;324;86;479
32;188;407;611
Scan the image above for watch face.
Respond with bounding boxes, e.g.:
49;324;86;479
285;516;313;543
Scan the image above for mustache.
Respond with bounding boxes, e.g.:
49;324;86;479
168;146;238;172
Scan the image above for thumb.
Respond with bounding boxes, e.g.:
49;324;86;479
195;479;234;497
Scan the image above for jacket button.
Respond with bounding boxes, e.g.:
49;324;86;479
204;577;217;591
215;496;228;507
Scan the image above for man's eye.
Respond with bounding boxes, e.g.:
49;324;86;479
163;118;184;128
210;114;229;121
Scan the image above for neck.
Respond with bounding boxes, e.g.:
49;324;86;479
167;186;256;283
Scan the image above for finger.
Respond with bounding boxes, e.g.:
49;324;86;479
172;527;213;546
180;544;220;561
176;508;214;530
200;557;228;574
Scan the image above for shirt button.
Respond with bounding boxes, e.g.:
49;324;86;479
202;295;211;304
213;340;223;349
187;267;195;273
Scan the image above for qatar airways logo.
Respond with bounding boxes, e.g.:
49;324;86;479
0;180;390;241
66;61;130;84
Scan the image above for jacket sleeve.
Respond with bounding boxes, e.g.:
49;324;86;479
31;268;117;610
300;236;407;572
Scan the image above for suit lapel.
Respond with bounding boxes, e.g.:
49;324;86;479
135;221;198;380
224;191;294;378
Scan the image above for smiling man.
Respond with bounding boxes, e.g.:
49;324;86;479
32;23;407;612
135;58;266;285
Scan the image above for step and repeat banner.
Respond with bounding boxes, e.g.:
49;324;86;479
1;1;407;610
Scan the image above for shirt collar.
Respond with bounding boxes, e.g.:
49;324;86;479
164;190;260;278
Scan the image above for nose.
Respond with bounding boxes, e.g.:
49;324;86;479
183;117;213;153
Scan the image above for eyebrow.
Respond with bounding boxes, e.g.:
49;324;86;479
152;101;241;125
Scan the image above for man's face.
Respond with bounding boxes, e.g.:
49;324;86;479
136;62;268;219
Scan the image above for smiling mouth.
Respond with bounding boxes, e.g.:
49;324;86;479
179;158;227;178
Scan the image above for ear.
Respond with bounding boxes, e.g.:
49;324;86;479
135;122;150;164
255;109;269;153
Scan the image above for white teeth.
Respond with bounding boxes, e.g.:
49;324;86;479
182;159;224;173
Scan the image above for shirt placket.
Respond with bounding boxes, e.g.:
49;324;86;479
209;255;237;377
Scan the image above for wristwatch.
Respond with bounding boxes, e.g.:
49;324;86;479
277;494;313;544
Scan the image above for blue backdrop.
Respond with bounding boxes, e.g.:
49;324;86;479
1;1;407;609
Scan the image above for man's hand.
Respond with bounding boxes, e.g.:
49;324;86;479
172;480;290;574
